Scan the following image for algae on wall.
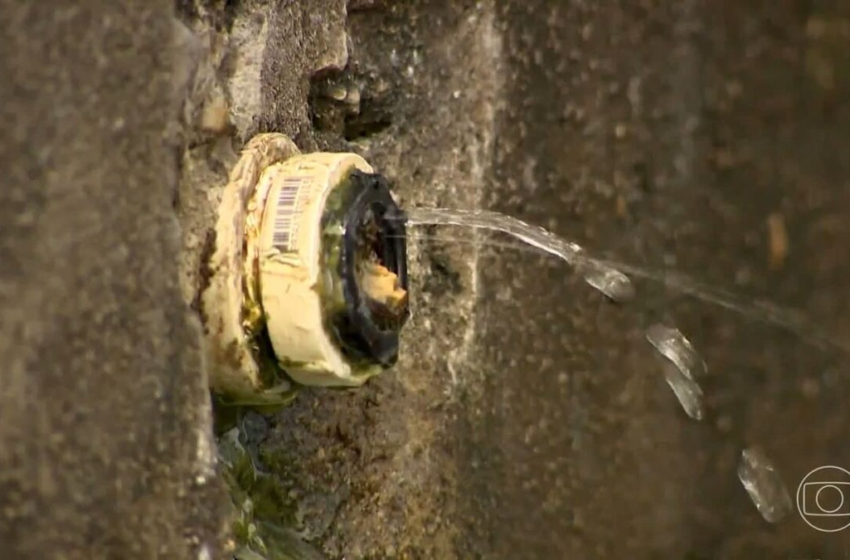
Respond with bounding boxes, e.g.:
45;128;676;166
219;413;327;560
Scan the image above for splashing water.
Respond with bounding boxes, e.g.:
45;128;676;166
403;206;848;425
645;324;706;420
405;207;635;303
404;208;711;419
403;207;849;355
402;206;842;527
738;447;793;523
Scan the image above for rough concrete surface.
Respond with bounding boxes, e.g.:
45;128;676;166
4;0;850;559
0;2;228;559
471;1;850;558
236;0;850;558
175;1;501;556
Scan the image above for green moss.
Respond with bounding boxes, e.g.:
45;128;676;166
232;244;301;409
276;358;311;370
315;168;389;382
215;393;298;411
220;426;327;560
215;318;301;410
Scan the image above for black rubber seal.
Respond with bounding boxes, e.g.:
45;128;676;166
331;170;409;367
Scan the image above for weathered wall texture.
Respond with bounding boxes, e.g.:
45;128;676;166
175;0;504;557
264;1;503;556
238;1;850;558
4;0;850;559
472;1;850;558
0;2;227;558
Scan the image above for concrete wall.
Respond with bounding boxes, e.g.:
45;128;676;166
3;0;850;558
0;2;227;558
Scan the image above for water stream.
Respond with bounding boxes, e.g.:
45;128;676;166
403;206;841;523
405;207;635;303
404;207;847;355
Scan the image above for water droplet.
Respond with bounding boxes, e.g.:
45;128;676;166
645;324;706;378
645;324;706;420
660;360;705;420
581;264;636;303
738;447;793;523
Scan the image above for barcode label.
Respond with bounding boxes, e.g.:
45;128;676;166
272;177;309;252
